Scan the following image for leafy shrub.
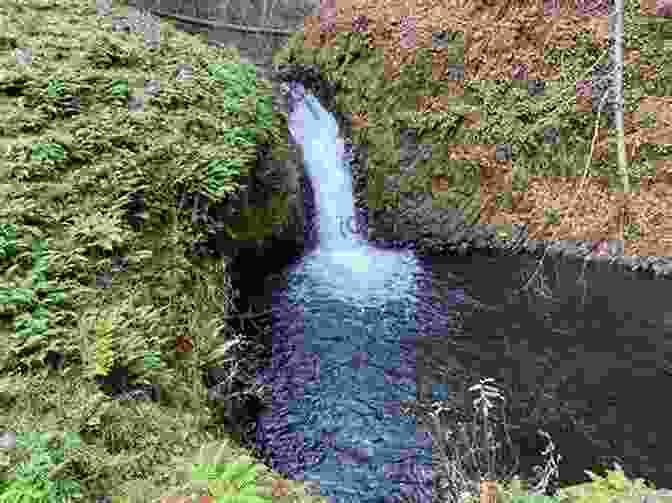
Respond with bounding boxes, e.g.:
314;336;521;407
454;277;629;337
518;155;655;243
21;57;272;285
553;463;658;503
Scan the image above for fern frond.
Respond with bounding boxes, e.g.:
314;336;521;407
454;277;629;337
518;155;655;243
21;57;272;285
94;318;116;377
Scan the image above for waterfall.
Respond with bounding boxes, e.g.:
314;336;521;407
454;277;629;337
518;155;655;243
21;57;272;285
255;85;436;502
287;87;420;306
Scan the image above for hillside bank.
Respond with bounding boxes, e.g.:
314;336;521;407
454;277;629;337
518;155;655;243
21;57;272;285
271;0;672;279
0;0;327;501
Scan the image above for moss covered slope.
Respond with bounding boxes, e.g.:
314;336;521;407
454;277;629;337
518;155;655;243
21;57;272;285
0;0;326;501
0;0;289;376
271;0;672;257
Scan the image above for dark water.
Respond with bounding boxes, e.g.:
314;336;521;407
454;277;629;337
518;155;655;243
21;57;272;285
246;85;672;502
412;251;672;492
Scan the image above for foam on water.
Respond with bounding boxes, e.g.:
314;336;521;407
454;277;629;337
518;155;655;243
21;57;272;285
256;86;435;502
290;91;421;306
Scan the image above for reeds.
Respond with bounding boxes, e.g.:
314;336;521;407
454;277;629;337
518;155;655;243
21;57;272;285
409;377;564;502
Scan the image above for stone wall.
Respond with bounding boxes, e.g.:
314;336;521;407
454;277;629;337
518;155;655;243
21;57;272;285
127;0;318;65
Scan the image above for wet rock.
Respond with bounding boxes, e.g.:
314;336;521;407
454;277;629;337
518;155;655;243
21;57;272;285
94;365;161;402
546;241;565;258
652;260;672;278
561;241;589;260
169;60;315;267
618;254;637;269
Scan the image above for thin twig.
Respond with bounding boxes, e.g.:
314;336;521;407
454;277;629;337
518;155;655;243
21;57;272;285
220;308;273;320
515;88;613;295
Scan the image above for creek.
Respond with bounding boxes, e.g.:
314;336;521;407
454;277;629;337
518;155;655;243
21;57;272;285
231;83;672;502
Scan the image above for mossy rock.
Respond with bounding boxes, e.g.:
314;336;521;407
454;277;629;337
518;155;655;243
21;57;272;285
223;191;292;242
271;0;670;226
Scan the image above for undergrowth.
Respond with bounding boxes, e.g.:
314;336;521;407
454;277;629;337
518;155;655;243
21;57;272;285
1;0;669;502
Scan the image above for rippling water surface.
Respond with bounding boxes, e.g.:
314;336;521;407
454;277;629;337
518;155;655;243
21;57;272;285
254;87;460;502
252;83;672;501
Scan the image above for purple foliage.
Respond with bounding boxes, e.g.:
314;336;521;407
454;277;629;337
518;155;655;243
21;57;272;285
575;0;611;16
352;15;369;33
544;0;561;16
512;63;529;81
320;0;336;33
399;16;416;50
576;79;592;97
658;0;672;16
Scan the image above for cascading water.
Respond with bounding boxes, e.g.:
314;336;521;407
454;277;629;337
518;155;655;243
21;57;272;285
254;83;437;502
248;78;672;501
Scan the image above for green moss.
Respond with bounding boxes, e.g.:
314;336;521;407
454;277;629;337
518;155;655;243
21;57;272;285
0;0;330;501
273;0;669;222
0;0;297;377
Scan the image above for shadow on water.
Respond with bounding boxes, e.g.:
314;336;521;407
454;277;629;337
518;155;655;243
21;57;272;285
412;249;672;494
233;84;672;501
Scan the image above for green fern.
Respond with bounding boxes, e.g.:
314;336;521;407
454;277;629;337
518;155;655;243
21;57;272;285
94;318;116;377
554;465;657;503
509;495;561;503
0;479;50;503
198;462;270;503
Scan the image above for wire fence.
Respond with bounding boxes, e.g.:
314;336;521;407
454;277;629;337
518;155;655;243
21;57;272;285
125;0;315;65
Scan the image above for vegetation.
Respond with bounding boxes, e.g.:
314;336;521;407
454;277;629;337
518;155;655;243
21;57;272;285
1;0;670;502
397;377;667;503
271;0;672;258
0;0;326;501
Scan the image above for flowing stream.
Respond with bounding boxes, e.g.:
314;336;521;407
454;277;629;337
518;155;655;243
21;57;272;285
254;86;443;502
250;84;672;502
